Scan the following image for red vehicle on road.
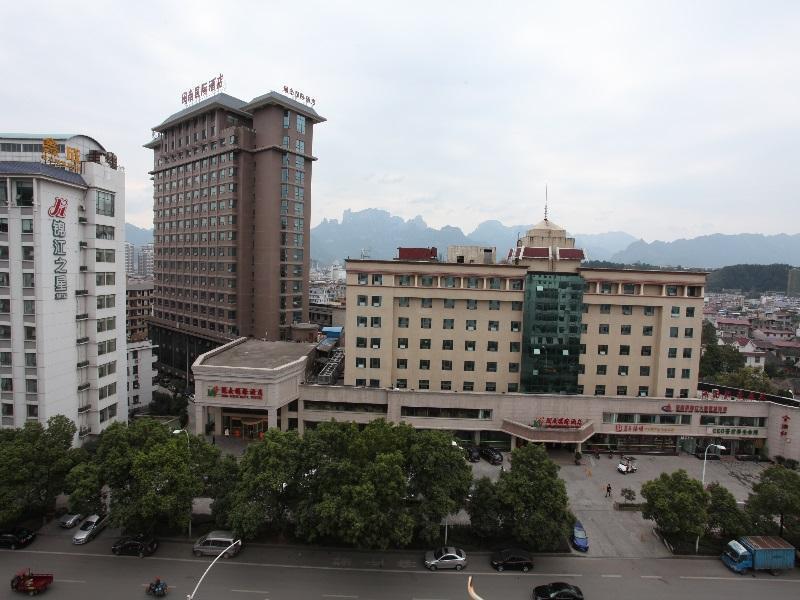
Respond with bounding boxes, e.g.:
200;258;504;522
10;569;53;595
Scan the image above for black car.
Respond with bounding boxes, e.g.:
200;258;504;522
490;548;533;572
480;446;503;465
0;527;36;550
112;534;159;557
533;582;584;600
466;446;481;462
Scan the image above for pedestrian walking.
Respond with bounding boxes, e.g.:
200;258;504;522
605;483;612;498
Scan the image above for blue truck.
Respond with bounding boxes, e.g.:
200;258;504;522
721;536;796;574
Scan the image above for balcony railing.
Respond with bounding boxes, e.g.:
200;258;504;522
78;427;91;438
76;337;89;345
76;360;89;368
75;313;89;321
77;382;90;392
77;404;90;413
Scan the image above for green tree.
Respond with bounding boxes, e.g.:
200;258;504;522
291;420;471;549
467;477;502;539
701;321;718;346
65;461;104;516
87;419;216;534
396;427;471;544
746;465;800;537
641;470;709;540
495;444;572;550
706;482;746;540
715;367;776;394
700;343;746;378
0;416;80;525
227;430;304;539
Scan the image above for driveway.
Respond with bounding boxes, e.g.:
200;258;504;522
554;450;767;558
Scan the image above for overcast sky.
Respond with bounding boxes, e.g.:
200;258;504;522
4;1;799;241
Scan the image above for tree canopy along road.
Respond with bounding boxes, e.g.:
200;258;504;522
2;541;799;600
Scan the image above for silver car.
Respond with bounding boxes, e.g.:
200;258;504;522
424;546;468;570
59;513;83;528
72;514;108;544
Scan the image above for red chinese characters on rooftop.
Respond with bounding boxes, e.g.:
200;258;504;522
283;85;316;106
182;74;224;106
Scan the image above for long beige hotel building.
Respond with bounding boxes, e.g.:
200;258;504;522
189;218;800;460
343;219;705;400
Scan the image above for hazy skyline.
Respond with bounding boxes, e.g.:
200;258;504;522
3;1;799;242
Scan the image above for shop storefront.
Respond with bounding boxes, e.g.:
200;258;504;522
220;408;269;440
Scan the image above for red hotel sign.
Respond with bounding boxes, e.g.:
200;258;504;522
661;403;728;414
207;385;263;400
533;417;584;429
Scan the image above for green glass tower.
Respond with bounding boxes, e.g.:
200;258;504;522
520;272;584;393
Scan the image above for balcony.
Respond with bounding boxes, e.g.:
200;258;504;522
78;404;90;413
78;217;88;224
78;427;91;438
77;382;90;392
76;360;90;368
79;241;88;248
76;337;89;345
75;313;89;321
75;289;88;296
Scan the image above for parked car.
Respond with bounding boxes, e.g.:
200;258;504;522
59;513;84;528
424;546;468;570
533;582;584;600
490;548;533;572
0;527;36;550
193;530;242;558
112;534;159;557
571;521;589;552
72;514;108;544
480;446;503;465
466;446;481;462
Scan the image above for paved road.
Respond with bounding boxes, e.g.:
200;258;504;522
3;535;799;600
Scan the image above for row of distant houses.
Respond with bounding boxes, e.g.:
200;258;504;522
707;311;800;372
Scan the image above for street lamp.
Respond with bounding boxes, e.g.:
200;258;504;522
187;539;242;600
696;442;726;553
173;428;192;537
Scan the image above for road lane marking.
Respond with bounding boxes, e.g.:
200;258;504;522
232;589;269;594
641;575;662;579
322;595;358;598
680;576;800;583
601;574;622;578
7;548;576;577
55;579;86;583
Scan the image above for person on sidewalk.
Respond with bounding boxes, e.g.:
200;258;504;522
605;483;612;498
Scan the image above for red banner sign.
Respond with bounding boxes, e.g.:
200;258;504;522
207;385;263;400
533;417;583;429
662;403;727;414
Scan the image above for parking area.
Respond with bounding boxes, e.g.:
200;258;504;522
555;450;767;558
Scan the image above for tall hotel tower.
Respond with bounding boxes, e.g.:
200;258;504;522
0;134;127;439
146;90;325;382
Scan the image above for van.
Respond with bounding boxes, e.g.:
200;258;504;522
192;530;241;558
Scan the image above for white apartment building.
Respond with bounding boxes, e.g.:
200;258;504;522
137;243;154;277
124;241;135;276
127;339;157;411
0;134;127;440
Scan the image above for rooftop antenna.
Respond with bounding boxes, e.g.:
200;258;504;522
544;185;549;221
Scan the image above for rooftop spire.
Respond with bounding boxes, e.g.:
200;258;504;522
544;185;549;221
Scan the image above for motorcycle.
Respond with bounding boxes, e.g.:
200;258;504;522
146;579;168;597
617;459;638;474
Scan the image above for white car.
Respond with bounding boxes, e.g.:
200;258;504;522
424;546;468;570
617;461;638;474
72;514;108;544
58;513;83;528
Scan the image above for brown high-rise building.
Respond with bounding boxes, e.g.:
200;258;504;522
145;91;325;382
